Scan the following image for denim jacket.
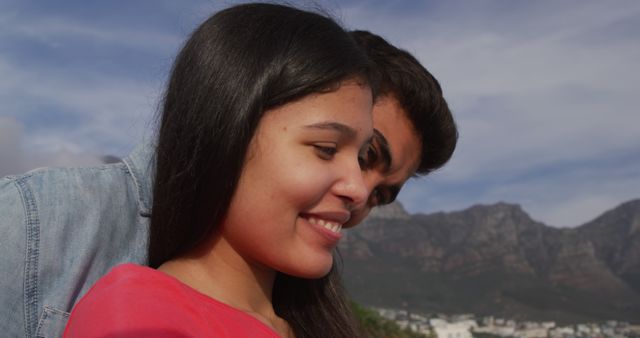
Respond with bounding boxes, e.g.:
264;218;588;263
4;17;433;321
0;141;154;338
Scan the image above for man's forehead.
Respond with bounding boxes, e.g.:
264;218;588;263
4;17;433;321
371;96;421;179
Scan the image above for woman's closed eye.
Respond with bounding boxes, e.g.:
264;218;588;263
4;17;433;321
313;144;338;159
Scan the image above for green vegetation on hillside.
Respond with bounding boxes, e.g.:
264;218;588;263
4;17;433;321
351;302;432;338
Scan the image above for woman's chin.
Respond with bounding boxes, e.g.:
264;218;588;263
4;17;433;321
278;260;334;279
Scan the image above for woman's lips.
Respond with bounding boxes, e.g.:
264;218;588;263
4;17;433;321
300;212;349;243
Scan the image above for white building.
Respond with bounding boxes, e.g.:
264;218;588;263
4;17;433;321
473;325;516;337
541;322;556;330
548;326;575;338
430;319;476;338
513;327;548;338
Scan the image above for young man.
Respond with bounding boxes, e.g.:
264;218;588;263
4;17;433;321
0;31;456;337
348;30;457;225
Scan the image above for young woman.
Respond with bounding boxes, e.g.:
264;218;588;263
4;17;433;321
64;3;377;338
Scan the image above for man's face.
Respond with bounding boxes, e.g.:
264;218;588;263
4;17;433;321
347;95;421;226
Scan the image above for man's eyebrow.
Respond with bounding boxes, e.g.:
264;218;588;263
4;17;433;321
373;129;392;173
304;121;357;139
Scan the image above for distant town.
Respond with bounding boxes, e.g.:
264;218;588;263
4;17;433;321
374;307;640;338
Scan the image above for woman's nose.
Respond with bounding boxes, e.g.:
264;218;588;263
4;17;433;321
333;160;369;211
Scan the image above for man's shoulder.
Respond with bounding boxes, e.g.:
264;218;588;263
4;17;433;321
1;162;134;209
4;160;125;182
1;139;155;216
0;163;149;338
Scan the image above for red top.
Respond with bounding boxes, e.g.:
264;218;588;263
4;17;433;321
63;264;282;338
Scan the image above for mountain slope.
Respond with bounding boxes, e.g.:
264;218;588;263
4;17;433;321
340;199;640;324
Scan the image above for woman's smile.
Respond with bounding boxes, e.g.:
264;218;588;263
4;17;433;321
300;211;351;244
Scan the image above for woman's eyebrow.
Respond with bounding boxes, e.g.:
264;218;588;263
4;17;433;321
304;121;357;139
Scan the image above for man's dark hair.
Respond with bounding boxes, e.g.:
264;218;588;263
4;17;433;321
351;30;458;175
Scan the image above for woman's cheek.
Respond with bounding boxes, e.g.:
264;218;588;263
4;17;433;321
287;168;335;206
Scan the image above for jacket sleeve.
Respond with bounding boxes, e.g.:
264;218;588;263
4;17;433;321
0;176;28;337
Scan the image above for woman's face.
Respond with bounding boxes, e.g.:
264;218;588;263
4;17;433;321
220;80;373;278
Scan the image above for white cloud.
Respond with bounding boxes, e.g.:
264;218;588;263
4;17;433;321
343;1;640;226
0;117;26;176
1;1;638;227
0;3;173;174
399;157;640;227
0;54;159;156
0;117;103;177
0;8;183;52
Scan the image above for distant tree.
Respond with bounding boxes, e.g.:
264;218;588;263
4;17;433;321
472;332;501;338
351;302;432;338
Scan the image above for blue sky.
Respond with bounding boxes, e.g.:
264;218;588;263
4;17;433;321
1;0;638;227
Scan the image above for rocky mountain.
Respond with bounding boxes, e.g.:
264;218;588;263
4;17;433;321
339;199;640;324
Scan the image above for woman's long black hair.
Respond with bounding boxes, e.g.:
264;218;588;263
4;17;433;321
149;3;375;337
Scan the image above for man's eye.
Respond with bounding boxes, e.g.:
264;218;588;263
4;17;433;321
359;143;379;170
314;145;337;159
358;152;367;169
370;188;385;206
370;187;396;207
367;143;379;163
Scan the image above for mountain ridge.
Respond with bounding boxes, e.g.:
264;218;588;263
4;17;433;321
340;198;640;324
